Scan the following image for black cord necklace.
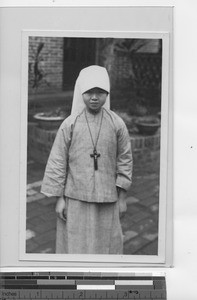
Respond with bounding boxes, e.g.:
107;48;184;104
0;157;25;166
84;109;104;171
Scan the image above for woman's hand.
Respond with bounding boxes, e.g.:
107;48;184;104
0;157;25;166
55;196;67;221
117;187;127;218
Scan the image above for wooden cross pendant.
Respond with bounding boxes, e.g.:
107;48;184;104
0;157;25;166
90;148;100;170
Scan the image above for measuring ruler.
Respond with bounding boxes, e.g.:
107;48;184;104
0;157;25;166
0;272;167;299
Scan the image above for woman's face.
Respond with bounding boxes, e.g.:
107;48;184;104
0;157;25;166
82;87;108;114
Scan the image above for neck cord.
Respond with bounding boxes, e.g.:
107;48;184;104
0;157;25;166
84;108;103;150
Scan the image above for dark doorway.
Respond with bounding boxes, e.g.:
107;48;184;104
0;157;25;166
63;38;96;90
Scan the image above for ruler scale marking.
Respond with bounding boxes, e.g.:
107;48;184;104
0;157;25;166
0;272;166;300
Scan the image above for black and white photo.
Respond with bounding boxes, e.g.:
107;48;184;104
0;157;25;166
22;32;170;263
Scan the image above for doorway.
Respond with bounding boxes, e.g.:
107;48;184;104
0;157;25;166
63;38;96;90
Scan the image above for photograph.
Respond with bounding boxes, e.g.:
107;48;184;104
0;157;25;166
1;1;197;299
25;34;163;257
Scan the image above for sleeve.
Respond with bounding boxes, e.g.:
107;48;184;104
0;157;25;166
41;122;71;197
116;120;133;191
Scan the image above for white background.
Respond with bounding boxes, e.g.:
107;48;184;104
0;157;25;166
0;1;197;299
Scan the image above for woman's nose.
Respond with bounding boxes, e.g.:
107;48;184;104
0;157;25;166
91;93;98;100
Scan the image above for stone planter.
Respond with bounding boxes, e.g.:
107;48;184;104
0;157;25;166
135;116;160;135
33;112;65;130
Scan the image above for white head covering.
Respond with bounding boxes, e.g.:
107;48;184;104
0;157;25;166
71;65;110;116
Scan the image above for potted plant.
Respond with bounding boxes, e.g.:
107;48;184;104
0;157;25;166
135;115;160;135
34;107;67;130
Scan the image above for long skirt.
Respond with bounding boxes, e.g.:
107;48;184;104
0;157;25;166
56;198;123;254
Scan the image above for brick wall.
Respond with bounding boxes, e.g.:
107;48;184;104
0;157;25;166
131;134;160;175
28;37;64;94
28;123;57;164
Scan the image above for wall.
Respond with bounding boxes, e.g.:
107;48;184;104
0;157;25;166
28;37;160;94
28;37;64;93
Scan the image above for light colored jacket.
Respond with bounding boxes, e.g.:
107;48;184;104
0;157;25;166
41;108;133;203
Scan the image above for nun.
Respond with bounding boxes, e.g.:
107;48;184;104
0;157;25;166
41;65;133;254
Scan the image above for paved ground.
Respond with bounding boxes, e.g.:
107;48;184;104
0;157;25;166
26;160;159;255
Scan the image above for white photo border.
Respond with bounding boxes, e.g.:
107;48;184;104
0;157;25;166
19;29;172;267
